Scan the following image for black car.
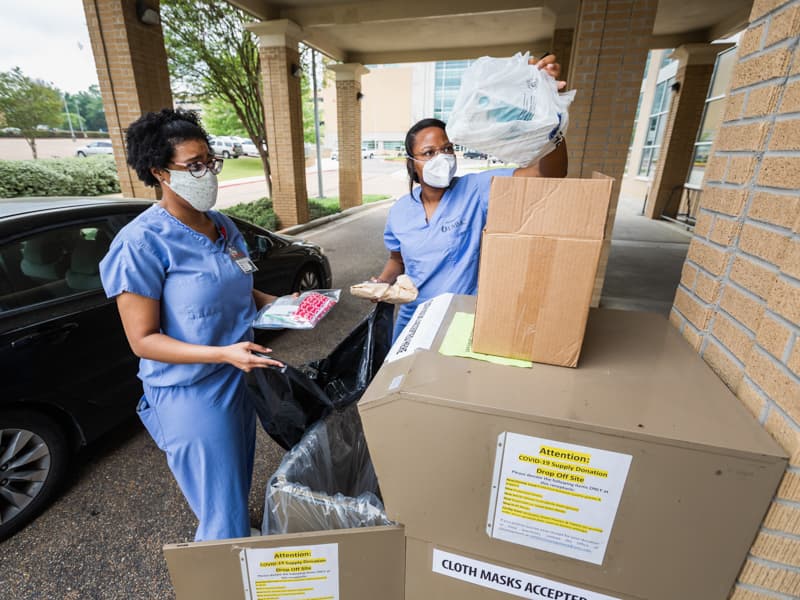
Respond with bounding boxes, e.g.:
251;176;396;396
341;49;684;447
463;149;487;159
0;197;332;540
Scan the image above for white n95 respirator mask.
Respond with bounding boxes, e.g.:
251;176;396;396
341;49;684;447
421;153;457;188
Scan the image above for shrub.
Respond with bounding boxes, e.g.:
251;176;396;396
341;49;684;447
221;197;278;231
0;155;120;198
308;199;340;221
221;197;343;231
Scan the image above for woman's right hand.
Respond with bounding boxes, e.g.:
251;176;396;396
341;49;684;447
221;341;284;372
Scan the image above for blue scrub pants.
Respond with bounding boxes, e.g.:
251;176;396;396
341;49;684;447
138;366;256;541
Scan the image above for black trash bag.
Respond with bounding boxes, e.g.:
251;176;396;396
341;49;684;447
249;365;334;451
248;302;394;450
307;301;394;408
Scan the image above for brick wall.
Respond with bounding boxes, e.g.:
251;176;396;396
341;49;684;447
82;0;173;200
566;0;658;305
669;1;800;597
259;43;309;227
336;79;363;210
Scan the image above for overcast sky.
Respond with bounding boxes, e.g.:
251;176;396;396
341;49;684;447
0;0;98;94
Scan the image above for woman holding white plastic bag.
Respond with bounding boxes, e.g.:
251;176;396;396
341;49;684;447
373;53;568;340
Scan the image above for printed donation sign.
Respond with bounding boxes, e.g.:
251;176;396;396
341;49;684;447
433;549;621;600
240;543;339;600
487;432;632;565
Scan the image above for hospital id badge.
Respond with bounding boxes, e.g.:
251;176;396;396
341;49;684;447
228;245;258;274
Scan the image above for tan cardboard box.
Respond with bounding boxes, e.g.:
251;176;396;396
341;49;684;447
472;174;614;366
360;294;787;600
163;525;405;600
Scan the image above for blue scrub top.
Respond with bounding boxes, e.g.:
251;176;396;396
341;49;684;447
384;168;514;336
100;205;256;388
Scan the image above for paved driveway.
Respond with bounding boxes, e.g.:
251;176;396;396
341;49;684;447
0;203;393;600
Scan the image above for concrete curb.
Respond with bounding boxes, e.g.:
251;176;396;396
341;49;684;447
278;197;397;236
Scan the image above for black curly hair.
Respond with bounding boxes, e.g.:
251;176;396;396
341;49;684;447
125;108;211;187
404;118;447;194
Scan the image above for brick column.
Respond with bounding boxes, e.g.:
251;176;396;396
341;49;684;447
551;28;574;83
566;0;658;305
645;44;733;220
249;20;308;227
328;64;369;211
669;2;800;598
82;0;173;199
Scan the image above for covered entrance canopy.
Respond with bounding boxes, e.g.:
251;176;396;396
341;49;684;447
85;0;749;292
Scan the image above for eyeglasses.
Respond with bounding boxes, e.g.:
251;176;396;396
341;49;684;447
170;157;224;178
410;144;456;161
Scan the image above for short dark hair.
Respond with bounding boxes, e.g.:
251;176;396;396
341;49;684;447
125;108;210;187
404;118;447;194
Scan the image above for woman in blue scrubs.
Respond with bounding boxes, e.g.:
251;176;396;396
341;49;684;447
99;109;282;541
375;54;568;340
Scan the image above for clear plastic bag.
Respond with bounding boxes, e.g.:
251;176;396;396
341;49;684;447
252;289;341;330
446;52;576;167
262;404;394;534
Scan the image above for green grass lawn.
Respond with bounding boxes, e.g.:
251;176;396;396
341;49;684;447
310;194;390;210
217;156;265;181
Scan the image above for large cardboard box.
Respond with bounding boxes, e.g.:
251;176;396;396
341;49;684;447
360;294;787;600
472;174;614;366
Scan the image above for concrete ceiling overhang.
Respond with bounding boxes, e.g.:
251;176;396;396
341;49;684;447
230;0;752;63
233;0;560;62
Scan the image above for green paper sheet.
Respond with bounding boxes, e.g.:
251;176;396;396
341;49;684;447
439;312;532;368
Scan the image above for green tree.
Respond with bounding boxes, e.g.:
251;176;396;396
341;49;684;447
202;96;248;137
0;67;62;159
67;85;107;132
161;0;272;196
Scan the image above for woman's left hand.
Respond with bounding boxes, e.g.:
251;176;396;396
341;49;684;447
531;53;566;91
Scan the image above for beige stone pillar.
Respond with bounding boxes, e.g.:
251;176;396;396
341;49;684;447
566;0;658;305
645;44;733;220
328;64;369;211
249;20;308;227
82;0;173;199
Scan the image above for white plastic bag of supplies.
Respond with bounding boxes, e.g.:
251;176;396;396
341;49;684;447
446;52;575;167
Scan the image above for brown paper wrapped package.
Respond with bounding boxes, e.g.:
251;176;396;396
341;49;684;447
350;274;419;304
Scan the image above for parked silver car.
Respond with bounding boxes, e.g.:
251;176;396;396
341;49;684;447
75;141;113;157
209;136;243;159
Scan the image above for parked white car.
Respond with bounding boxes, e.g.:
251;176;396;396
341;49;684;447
75;141;113;157
209;136;243;159
240;140;260;157
330;148;373;160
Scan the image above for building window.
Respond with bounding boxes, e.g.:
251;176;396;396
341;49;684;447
687;47;738;187
433;60;473;123
362;140;377;150
637;76;675;177
383;140;404;151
